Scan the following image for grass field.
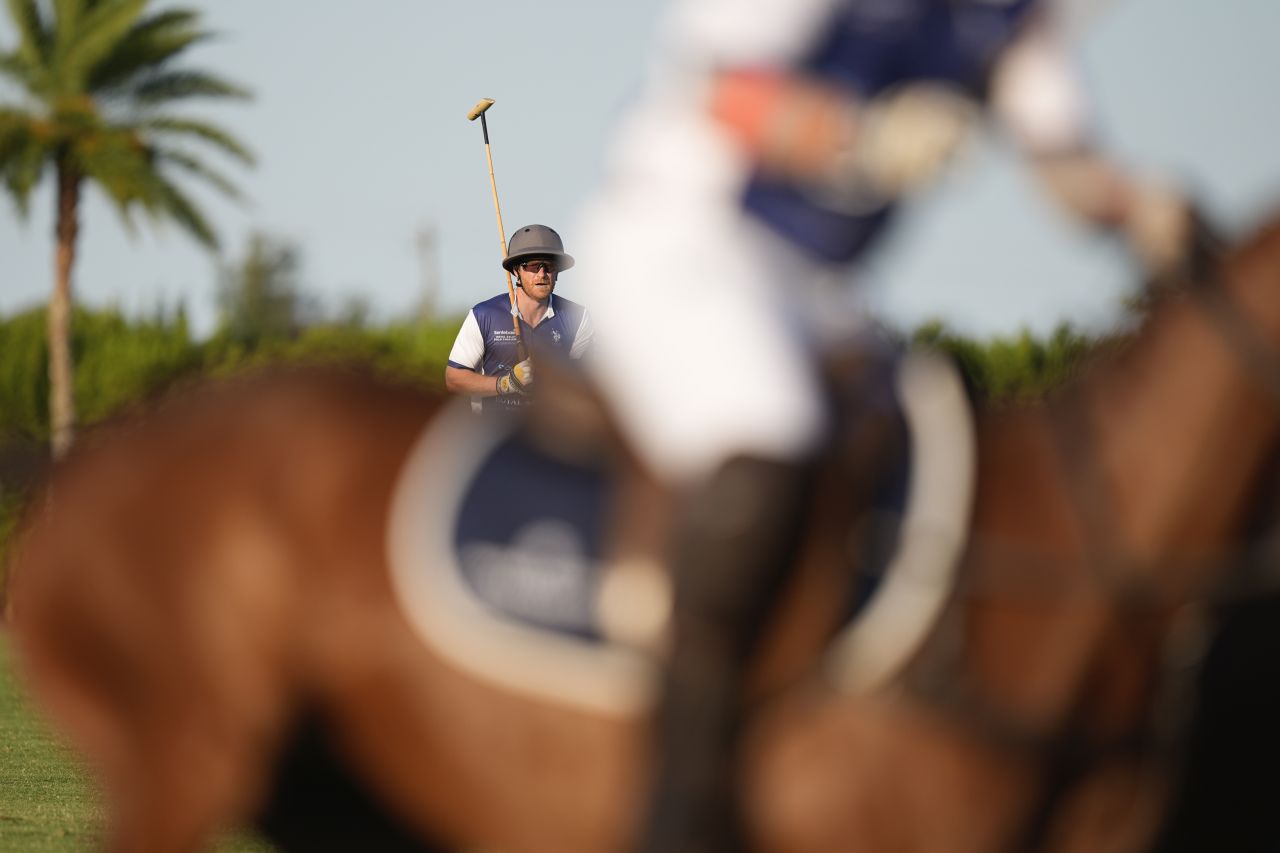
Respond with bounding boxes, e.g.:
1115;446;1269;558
0;629;276;852
0;628;99;851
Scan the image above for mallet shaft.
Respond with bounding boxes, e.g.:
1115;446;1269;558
468;99;525;353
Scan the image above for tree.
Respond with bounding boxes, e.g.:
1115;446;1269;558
0;0;253;456
216;232;314;345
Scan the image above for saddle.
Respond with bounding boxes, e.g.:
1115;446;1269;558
385;343;976;715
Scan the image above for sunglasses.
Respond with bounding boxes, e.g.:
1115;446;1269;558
519;261;556;275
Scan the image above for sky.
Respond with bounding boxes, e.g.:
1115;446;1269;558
2;0;1280;340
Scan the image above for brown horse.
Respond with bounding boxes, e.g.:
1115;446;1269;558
7;211;1280;853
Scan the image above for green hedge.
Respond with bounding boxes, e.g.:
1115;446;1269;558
912;319;1106;402
0;307;462;444
0;307;462;590
198;317;459;383
0;307;1116;592
0;307;199;442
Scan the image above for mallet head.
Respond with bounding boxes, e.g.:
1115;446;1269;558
468;98;495;121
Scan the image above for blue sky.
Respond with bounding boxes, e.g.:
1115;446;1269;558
3;0;1279;339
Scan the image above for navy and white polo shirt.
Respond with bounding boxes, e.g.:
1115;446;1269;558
447;292;594;413
744;0;1042;263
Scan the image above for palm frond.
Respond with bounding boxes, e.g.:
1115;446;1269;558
0;127;52;215
52;0;85;58
130;69;249;103
0;50;31;86
0;105;39;150
155;147;243;200
4;0;50;72
1;2;247;253
87;9;206;92
149;170;216;248
71;124;152;202
79;138;219;249
142;116;254;165
57;0;146;95
0;105;29;133
96;188;142;237
127;7;201;36
0;105;47;162
1;47;51;99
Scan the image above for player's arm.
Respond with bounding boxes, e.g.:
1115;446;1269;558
444;365;501;397
708;67;976;204
444;311;500;397
568;310;595;359
444;312;533;396
992;22;1192;274
445;364;532;397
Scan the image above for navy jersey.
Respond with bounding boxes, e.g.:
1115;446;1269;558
744;0;1042;262
447;293;594;413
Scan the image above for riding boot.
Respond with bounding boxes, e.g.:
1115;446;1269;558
637;455;815;853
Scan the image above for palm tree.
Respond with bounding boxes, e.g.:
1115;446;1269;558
0;0;253;456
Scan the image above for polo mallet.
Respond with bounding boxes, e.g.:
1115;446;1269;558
467;98;527;360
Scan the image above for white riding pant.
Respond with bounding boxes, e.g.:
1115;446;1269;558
574;97;863;484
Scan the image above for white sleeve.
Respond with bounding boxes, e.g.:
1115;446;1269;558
569;309;595;360
447;310;485;372
661;0;841;68
991;26;1092;156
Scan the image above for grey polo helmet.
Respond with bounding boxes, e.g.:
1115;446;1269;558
503;224;575;272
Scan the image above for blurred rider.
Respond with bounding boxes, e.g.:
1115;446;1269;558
571;0;1196;848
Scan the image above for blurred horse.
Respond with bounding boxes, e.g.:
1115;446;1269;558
7;211;1280;853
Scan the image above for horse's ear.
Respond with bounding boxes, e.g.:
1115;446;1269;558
1181;203;1230;288
1139;201;1228;298
1238;207;1280;272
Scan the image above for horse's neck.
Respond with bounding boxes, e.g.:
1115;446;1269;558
1078;225;1280;578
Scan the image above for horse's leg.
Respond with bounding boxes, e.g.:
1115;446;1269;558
287;488;648;852
776;696;1164;853
12;479;301;852
301;606;647;852
744;690;1039;853
8;375;449;850
1037;759;1171;853
737;411;1113;852
14;372;652;852
193;381;648;852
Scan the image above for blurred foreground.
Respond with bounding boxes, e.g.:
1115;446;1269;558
0;631;277;852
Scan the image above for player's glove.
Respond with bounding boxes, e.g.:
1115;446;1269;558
800;82;978;215
1123;182;1199;279
711;73;975;211
496;359;533;396
840;83;978;200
